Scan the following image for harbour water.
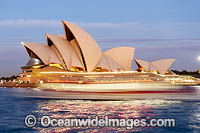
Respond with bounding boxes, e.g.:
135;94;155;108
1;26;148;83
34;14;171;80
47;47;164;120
1;87;200;132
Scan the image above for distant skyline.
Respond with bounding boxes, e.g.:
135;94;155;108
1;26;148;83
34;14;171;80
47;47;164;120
0;0;200;76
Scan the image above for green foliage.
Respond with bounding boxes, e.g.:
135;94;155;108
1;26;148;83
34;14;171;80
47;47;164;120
171;70;200;78
0;75;17;81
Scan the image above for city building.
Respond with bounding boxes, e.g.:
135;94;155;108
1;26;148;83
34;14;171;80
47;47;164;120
18;20;176;84
135;59;175;75
22;20;135;73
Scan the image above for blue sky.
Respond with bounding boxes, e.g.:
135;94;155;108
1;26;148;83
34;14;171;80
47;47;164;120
0;0;200;76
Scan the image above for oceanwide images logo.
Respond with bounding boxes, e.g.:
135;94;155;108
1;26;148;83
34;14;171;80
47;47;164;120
24;114;176;129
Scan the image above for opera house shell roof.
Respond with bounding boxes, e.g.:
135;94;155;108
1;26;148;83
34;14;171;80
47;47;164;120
22;20;135;72
135;59;175;74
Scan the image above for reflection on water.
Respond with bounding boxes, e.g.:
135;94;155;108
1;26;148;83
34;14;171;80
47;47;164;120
34;100;181;132
1;88;200;132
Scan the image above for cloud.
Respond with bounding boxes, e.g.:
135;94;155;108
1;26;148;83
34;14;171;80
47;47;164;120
0;19;60;28
0;19;199;30
97;38;200;43
0;19;138;28
134;45;200;51
0;19;139;28
0;19;200;39
76;22;139;28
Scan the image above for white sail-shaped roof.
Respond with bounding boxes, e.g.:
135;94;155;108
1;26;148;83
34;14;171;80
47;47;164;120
70;39;84;69
104;55;122;70
151;59;175;74
46;34;73;69
49;45;66;67
57;34;66;39
149;64;157;71
62;20;103;72
95;55;110;70
71;48;84;68
46;34;84;69
104;47;135;70
135;59;150;71
95;55;122;70
135;58;175;74
21;42;61;65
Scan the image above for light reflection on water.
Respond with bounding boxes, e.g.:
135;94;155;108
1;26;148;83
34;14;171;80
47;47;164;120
34;100;182;132
1;88;200;132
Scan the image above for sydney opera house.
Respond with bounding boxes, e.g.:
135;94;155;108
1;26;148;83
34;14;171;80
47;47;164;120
17;20;176;84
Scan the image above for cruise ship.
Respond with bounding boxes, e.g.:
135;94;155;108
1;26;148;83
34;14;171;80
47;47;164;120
1;20;200;99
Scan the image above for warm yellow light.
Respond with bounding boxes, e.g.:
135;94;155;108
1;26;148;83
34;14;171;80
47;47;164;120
32;65;43;69
198;56;200;61
49;64;64;69
70;66;84;72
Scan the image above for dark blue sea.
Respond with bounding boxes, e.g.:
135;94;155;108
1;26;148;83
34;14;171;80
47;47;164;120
1;87;200;132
